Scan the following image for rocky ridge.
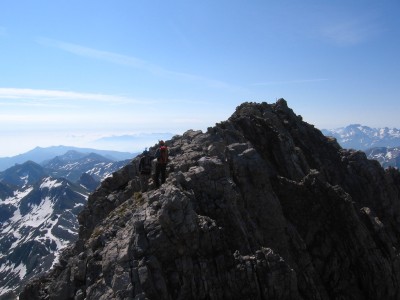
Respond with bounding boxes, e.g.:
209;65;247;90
21;100;400;300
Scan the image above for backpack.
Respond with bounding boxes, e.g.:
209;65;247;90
158;146;168;164
140;156;152;174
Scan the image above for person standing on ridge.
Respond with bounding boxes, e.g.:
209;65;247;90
138;148;153;192
154;140;168;188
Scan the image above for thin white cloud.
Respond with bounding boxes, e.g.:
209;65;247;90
37;38;243;92
252;78;329;86
38;37;150;69
0;87;149;105
0;87;215;110
320;16;381;46
0;110;154;125
0;89;207;123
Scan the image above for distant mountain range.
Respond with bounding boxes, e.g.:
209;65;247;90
42;150;131;183
364;147;400;169
321;124;400;169
0;149;135;298
0;145;136;172
0;176;87;298
321;124;400;150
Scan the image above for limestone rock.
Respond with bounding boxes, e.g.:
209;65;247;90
20;100;400;300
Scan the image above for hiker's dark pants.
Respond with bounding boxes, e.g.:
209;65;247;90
140;172;151;192
154;163;167;187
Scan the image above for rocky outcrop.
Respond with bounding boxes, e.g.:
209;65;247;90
77;173;100;192
20;100;400;300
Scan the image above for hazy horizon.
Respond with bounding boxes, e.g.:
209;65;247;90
0;131;176;157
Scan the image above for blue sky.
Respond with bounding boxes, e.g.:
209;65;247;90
0;0;399;156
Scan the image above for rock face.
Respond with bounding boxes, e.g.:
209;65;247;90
20;100;400;300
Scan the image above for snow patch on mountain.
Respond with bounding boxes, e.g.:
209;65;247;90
365;147;400;169
18;196;53;228
0;176;89;298
322;124;400;150
0;152;132;298
40;177;62;190
2;187;33;206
